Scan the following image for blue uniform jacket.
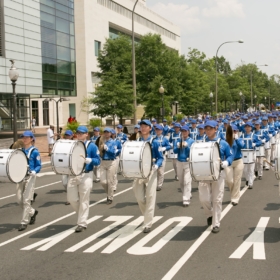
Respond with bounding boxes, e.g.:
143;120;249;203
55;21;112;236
90;135;100;144
85;141;100;172
155;135;171;153
116;133;127;144
24;146;41;173
112;138;122;157
162;125;170;136
205;137;234;166
139;135;163;167
240;133;262;149
102;138;119;160
195;134;206;142
189;128;198;139
231;138;244;160
254;129;270;143
169;132;181;147
173;137;194;162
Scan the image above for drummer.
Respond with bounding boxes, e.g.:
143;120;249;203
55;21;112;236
268;114;277;163
173;125;194;207
111;129;122;193
154;124;171;191
169;123;181;181
116;125;128;144
189;120;198;139
62;130;73;205
67;126;100;232
133;119;163;233
90;127;101;183
162;119;170;137
198;120;233;233
17;131;41;231
194;124;206;142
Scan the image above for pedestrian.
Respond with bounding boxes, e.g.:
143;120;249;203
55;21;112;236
47;125;56;156
17;131;41;231
67;126;100;232
31;116;36;133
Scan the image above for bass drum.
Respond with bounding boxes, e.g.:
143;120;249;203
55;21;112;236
0;149;28;183
120;141;152;179
189;142;221;181
51;140;86;176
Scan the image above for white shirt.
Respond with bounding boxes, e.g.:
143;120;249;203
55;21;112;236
47;128;55;144
32;118;36;126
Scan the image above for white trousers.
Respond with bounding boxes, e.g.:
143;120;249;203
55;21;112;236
264;148;271;169
112;157;120;191
133;170;157;229
62;174;69;190
255;157;263;176
94;165;100;180
225;159;244;203
176;161;192;203
172;159;178;176
198;172;225;227
157;155;166;188
271;144;276;161
243;163;255;186
100;160;118;200
67;172;93;228
16;176;36;225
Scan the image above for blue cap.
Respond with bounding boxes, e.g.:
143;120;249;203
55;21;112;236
191;120;196;124
65;130;73;136
173;123;181;128
255;120;261;125
93;127;100;132
231;124;238;131
163;119;167;122
223;119;229;124
155;124;163;130
151;119;157;122
140;119;152;127
268;114;273;118
77;126;88;133
197;124;205;129
134;124;140;129
181;125;189;131
111;129;116;134
205;120;218;128
171;122;175;125
103;127;112;132
244;122;253;127
262;116;268;121
21;130;34;138
117;124;123;129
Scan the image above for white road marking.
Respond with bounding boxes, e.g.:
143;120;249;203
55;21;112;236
36;172;56;177
162;185;249;280
21;216;102;251
229;217;269;260
127;217;192;255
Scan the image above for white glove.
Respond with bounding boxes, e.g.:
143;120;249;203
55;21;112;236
85;158;92;164
30;171;36;177
221;161;229;168
269;134;272;138
170;143;173;148
252;143;256;147
262;139;266;143
177;142;181;148
158;147;166;152
104;144;108;151
234;134;238;139
114;149;119;154
182;141;188;147
152;165;158;171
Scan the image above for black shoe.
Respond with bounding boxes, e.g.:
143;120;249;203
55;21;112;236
33;193;37;202
248;185;253;189
156;187;162;191
65;201;70;205
183;202;189;207
107;199;113;205
207;216;212;226
18;224;27;231
143;227;151;233
245;181;248;186
113;189;116;193
232;202;238;206
29;210;38;225
212;226;220;233
255;171;258;177
258;176;262;180
75;226;86;232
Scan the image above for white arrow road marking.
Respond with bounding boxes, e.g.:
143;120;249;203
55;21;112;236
229;217;270;260
21;216;102;251
65;216;133;252
127;217;192;255
86;216;162;254
162;185;249;280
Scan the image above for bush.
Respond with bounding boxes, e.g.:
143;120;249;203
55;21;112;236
89;118;102;129
65;121;80;133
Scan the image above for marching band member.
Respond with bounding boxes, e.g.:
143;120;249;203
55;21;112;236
133;120;163;233
67;126;100;232
99;128;119;204
198;121;234;233
225;125;244;206
17;131;41;231
129;124;141;140
154;124;171;191
62;130;74;205
169;123;181;181
90;127;101;182
241;122;262;189
151;119;157;136
189;120;198;139
162;119;170;137
116;125;128;144
194;124;206;142
111;129;122;192
253;120;269;180
268;114;277;163
173;125;194;207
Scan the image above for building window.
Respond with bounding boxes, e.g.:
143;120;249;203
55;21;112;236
43;100;49;126
32;101;39;126
95;40;101;57
69;103;76;118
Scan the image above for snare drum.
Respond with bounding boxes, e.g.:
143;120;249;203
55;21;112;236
255;146;265;157
51;140;86;175
189;142;221;181
0;149;28;183
120;141;152;179
264;141;271;150
167;149;177;159
241;149;255;164
270;136;276;145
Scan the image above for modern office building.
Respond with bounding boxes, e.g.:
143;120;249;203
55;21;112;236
0;0;180;131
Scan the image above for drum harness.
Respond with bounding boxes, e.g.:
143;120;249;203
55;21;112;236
194;134;206;142
156;135;166;155
24;147;37;178
241;133;254;150
190;128;198;140
83;140;93;173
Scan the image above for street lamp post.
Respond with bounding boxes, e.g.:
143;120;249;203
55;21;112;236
239;91;243;112
132;0;139;125
159;85;165;123
174;101;178;115
9;60;19;142
254;95;257;111
209;92;213;115
264;96;267;110
215;40;244;114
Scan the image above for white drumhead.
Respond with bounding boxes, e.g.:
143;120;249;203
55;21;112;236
142;142;152;178
212;142;220;180
70;141;86;175
8;150;28;183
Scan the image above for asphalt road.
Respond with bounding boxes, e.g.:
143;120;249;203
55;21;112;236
0;160;280;280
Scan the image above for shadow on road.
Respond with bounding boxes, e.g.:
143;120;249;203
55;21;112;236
263;203;280;211
0;224;19;234
0;202;18;209
28;225;74;239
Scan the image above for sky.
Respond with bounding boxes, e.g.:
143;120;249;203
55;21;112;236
146;0;279;77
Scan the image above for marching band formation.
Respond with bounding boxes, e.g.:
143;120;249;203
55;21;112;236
1;111;280;235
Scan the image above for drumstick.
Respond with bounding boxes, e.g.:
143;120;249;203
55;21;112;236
263;159;274;167
80;154;85;160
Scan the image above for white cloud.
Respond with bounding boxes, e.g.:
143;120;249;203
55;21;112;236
202;0;245;18
149;3;201;33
